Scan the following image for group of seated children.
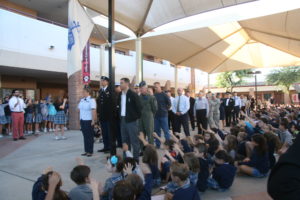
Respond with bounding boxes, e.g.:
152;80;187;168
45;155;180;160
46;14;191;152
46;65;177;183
32;116;288;200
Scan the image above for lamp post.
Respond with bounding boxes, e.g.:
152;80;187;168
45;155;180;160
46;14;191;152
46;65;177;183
248;71;261;108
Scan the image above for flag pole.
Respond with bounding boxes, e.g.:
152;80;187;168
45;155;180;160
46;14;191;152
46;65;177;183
108;0;115;87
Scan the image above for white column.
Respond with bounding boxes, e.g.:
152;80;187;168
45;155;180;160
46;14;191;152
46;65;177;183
135;37;142;84
175;66;178;96
100;44;106;77
207;73;210;92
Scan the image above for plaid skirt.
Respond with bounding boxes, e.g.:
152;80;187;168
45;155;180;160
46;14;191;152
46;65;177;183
47;115;55;122
34;113;43;123
54;111;66;125
6;116;12;124
25;113;34;123
0;115;7;125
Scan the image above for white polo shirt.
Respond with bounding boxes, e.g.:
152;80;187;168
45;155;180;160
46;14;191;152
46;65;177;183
78;96;96;120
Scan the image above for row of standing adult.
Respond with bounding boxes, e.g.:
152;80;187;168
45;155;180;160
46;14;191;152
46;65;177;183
78;77;173;161
78;78;259;162
168;91;257;137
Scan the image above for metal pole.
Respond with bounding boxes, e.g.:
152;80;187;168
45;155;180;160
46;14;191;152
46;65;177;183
108;0;115;87
175;66;178;96
135;37;142;83
255;74;258;108
207;73;210;92
100;44;105;77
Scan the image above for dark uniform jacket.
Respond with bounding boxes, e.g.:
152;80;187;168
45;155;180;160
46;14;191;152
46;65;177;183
224;98;235;111
97;86;116;121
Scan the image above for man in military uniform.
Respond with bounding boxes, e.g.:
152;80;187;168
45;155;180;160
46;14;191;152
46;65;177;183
96;76;116;155
139;81;157;144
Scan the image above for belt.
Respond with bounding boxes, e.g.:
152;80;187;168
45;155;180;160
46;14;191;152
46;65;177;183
12;111;23;113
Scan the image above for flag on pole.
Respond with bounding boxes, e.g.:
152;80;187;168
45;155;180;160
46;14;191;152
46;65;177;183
67;0;94;77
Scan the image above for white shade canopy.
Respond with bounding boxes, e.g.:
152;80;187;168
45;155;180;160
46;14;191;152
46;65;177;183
116;8;300;73
78;0;256;36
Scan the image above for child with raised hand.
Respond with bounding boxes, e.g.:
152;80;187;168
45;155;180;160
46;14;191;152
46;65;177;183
165;162;201;200
101;155;125;200
125;162;153;200
193;143;209;192
238;134;270;178
170;131;193;153
223;134;238;160
203;131;220;157
208;150;236;191
123;143;145;183
32;167;68;200
138;132;161;187
165;152;200;193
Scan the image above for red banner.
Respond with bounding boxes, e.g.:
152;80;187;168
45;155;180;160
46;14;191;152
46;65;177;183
82;41;90;84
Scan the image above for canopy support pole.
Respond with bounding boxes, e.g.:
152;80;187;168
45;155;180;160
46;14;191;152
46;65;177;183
175;66;178;96
207;73;210;92
135;37;143;83
100;44;106;77
108;0;115;86
191;68;196;97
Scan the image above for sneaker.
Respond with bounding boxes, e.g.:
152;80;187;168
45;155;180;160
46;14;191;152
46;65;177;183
43;128;47;133
64;127;68;131
9;132;12;136
0;134;3;138
54;136;60;140
36;130;40;133
61;136;67;140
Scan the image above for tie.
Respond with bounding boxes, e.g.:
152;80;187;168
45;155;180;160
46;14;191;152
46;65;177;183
177;96;181;112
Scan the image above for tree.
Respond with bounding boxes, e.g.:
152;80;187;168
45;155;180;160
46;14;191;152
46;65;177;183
266;66;300;102
215;69;253;92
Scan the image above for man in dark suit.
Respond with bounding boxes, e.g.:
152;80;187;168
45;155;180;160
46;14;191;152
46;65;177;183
119;77;142;162
224;92;235;127
185;91;195;131
96;76;117;155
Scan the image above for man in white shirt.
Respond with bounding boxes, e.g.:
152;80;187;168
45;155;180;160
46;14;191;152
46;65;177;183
194;91;209;134
172;88;190;137
119;78;142;161
233;92;241;123
9;90;26;141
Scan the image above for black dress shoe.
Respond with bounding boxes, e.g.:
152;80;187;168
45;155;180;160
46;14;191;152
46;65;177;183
98;148;110;153
19;136;26;140
81;153;88;156
86;154;93;157
104;150;111;154
13;138;18;141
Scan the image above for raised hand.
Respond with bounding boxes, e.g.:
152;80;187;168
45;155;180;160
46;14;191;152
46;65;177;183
48;172;60;187
124;163;134;175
